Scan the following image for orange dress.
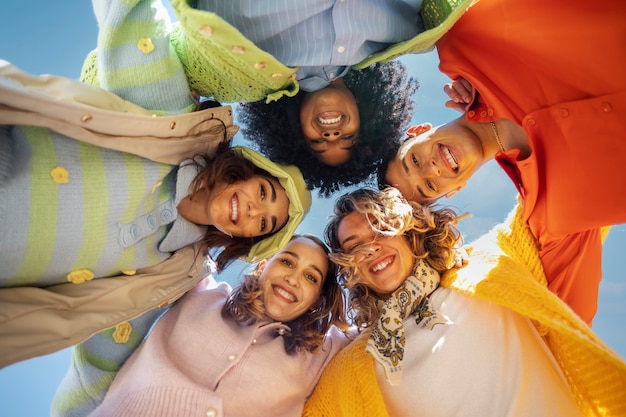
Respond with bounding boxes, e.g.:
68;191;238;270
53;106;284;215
436;0;626;325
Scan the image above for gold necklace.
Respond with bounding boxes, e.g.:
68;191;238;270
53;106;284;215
490;121;505;152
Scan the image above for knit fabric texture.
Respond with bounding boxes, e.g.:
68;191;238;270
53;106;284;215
0;126;175;286
92;0;196;114
0;0;210;286
51;308;168;417
83;0;300;104
170;0;300;103
82;0;471;104
442;202;626;416
303;202;626;417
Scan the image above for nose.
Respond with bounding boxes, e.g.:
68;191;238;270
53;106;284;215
422;159;441;177
248;198;268;218
247;201;257;217
361;242;381;260
283;273;299;287
322;130;342;140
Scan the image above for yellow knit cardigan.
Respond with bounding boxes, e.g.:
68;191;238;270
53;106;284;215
303;203;626;417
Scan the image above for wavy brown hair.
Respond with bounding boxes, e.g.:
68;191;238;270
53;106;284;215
324;187;462;331
184;141;282;271
223;234;348;353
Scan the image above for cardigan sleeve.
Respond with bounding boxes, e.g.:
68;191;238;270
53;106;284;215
84;0;300;105
90;0;196;115
50;307;168;417
303;331;390;417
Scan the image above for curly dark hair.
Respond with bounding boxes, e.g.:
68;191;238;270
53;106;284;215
237;61;419;197
186;141;283;271
223;234;348;353
376;139;403;190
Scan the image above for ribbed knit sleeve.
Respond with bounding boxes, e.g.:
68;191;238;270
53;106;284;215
302;331;389;417
90;0;196;115
441;202;626;416
50;307;167;417
168;0;300;103
82;0;300;105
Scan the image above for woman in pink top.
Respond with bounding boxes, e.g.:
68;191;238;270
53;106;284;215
53;234;349;417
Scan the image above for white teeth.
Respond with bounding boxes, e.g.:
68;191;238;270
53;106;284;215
443;146;458;170
275;286;296;302
318;115;343;124
372;257;392;272
231;196;238;222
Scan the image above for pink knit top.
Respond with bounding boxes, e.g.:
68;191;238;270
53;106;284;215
91;282;349;417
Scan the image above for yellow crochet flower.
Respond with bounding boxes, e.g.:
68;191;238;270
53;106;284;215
112;322;133;344
50;166;69;184
137;38;155;54
67;269;94;284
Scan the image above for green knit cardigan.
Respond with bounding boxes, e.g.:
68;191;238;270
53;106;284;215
82;0;473;104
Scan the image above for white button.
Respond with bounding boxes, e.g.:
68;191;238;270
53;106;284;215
251;339;257;344
328;72;335;79
206;408;217;417
227;354;237;361
337;46;345;53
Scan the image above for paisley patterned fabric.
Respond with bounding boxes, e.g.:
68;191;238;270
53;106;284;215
366;258;450;385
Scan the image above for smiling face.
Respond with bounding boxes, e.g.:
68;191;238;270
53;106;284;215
260;236;328;322
336;211;414;297
207;175;290;238
385;121;487;203
299;78;360;166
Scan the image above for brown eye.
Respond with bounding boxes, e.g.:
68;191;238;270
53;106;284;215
305;273;318;284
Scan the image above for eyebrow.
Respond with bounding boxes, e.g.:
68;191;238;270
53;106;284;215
339;233;358;250
401;156;429;199
283;250;324;278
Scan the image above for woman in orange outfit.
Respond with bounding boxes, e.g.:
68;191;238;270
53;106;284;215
383;0;626;325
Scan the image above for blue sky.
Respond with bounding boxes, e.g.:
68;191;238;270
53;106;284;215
1;1;625;416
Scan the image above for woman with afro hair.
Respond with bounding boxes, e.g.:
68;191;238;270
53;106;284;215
238;61;418;197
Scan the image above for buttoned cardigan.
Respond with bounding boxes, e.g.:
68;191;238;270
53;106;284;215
0;60;236;367
56;280;349;417
81;0;475;103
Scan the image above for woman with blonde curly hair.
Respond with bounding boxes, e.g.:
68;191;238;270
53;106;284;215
304;187;582;416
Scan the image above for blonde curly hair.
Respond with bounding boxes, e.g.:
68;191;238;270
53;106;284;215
324;187;462;330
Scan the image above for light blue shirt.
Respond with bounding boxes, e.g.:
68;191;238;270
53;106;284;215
196;0;424;91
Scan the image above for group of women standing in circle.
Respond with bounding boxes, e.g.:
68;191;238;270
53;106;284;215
1;0;626;416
